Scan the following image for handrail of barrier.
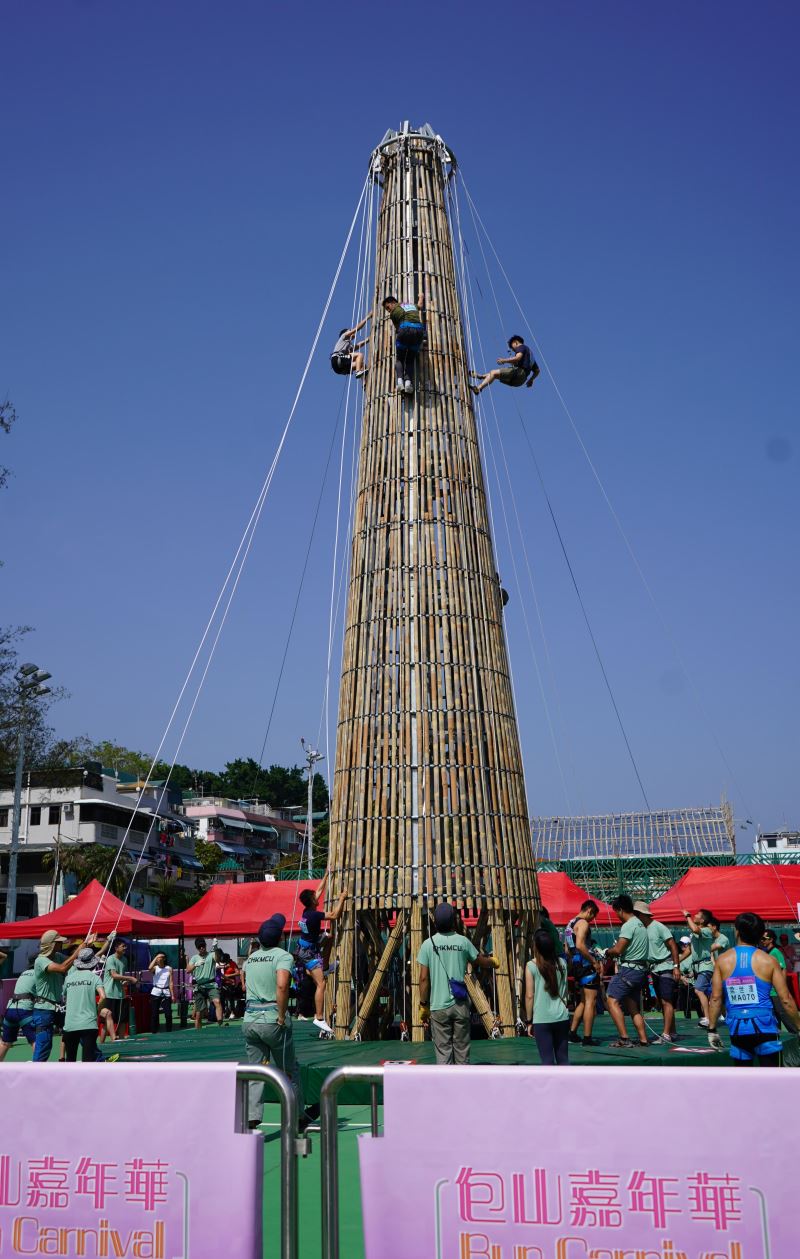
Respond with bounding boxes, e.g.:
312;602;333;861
235;1065;299;1259
320;1066;385;1259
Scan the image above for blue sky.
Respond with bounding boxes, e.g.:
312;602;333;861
1;2;797;841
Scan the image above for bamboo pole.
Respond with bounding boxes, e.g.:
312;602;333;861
327;125;539;1039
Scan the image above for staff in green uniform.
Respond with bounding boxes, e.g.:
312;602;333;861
683;908;715;1026
635;901;680;1043
63;947;107;1062
242;914;303;1129
417;902;500;1065
187;936;224;1030
99;938;139;1042
31;929;85;1061
0;952;39;1061
606;895;651;1048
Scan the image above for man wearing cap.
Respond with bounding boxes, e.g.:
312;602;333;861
470;335;540;395
99;938;139;1042
30;930;85;1061
0;951;39;1061
605;895;650;1048
63;947;108;1062
242;914;303;1129
417;902;500;1065
634;900;680;1043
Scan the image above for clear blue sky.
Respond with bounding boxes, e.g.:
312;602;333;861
1;2;797;841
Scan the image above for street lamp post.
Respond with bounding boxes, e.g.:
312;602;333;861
300;739;324;879
6;664;51;923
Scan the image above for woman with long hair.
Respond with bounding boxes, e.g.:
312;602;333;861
525;928;570;1065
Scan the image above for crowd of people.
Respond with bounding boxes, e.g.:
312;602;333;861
2;886;799;1140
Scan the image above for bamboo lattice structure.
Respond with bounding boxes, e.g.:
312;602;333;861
326;124;539;1040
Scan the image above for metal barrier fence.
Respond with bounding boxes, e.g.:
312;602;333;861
320;1066;384;1259
235;1065;302;1259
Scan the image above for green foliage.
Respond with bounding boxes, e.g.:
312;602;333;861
42;842;135;899
0;626;70;772
194;839;223;873
0;398;16;496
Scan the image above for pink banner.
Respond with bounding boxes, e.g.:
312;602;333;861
0;1062;262;1257
359;1065;790;1258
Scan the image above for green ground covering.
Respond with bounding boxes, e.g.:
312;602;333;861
3;1013;794;1259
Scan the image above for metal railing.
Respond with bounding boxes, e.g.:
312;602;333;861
235;1065;302;1259
320;1066;383;1259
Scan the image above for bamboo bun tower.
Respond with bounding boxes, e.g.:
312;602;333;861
327;123;540;1041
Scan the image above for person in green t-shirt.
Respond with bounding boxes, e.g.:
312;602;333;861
525;930;570;1064
187;936;224;1030
99;939;139;1043
0;952;39;1060
242;914;304;1129
417;902;500;1065
63;947;107;1062
30;929;86;1061
605;895;651;1048
761;928;797;1032
683;908;715;1025
634;901;681;1043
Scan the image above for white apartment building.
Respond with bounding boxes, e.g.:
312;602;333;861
0;765;202;921
754;829;800;857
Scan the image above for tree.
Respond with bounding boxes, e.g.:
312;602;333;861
42;842;135;899
0;626;69;772
0;399;16;503
194;839;223;874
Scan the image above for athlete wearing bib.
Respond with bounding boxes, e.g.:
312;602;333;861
709;912;800;1065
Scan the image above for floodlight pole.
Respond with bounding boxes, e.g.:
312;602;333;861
7;666;52;922
301;740;324;878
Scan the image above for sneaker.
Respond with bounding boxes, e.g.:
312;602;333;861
469;384;480;396
396;379;405;393
105;1053;121;1064
404;379;414;394
699;1018;710;1028
313;1018;333;1034
718;1015;726;1023
568;1031;582;1044
581;1036;601;1046
228;1013;235;1021
660;1032;677;1043
354;368;367;379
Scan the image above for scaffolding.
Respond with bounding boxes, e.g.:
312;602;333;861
532;802;736;901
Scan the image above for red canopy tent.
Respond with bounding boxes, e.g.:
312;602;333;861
535;872;619;926
440;873;618;928
648;865;800;924
170;880;322;937
0;879;183;939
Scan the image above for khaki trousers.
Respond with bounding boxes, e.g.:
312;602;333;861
429;1000;472;1065
243;1016;304;1123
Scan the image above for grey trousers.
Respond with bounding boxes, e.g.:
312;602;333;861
430;1000;472;1065
243;1016;304;1124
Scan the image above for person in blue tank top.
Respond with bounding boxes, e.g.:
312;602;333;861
709;911;800;1065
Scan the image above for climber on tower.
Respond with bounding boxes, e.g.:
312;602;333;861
470;335;540;395
330;310;371;378
383;292;426;395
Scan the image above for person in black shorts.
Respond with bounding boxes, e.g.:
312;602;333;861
330;311;371;377
470;336;540;394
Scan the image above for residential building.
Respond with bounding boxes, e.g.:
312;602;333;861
754;829;800;857
0;763;202;922
181;796;306;877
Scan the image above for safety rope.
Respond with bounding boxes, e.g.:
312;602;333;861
85;175;371;941
459;174;756;828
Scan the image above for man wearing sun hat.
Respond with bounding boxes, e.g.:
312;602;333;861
634;900;681;1043
63;946;108;1062
241;914;303;1129
30;929;85;1062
